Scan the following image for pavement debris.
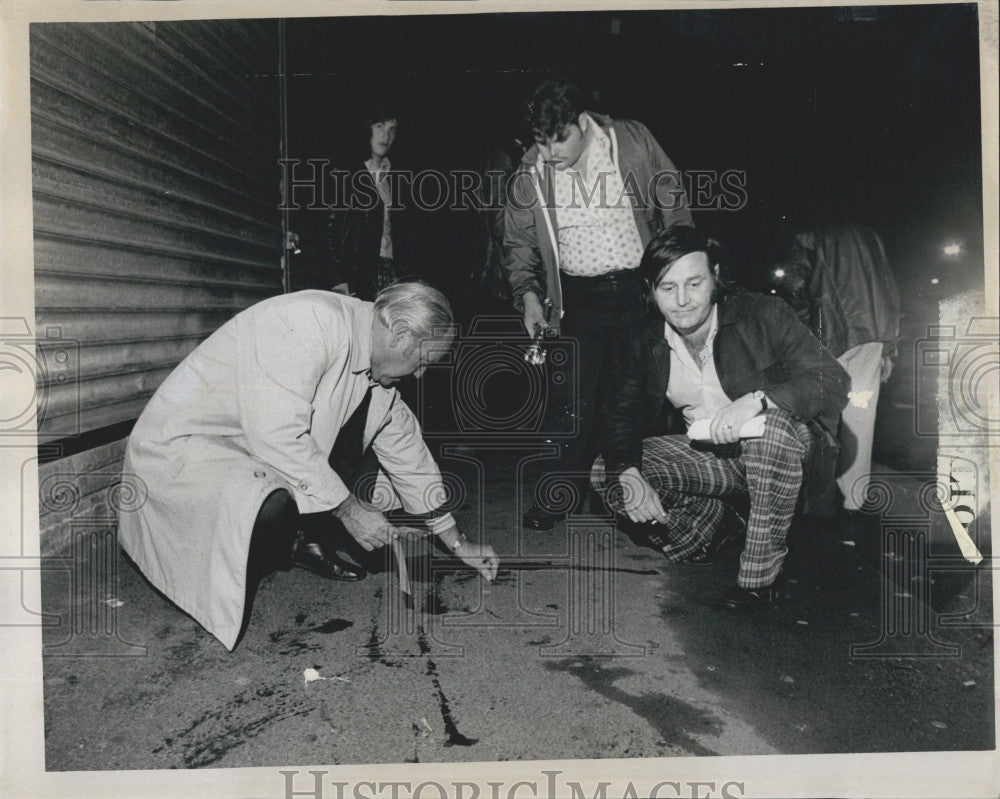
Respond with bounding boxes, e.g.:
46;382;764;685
303;668;326;684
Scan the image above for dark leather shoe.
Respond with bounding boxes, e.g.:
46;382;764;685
717;582;778;611
292;539;367;581
522;504;566;531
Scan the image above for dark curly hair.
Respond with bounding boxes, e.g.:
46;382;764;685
525;77;584;140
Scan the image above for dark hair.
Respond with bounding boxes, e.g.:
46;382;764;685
640;225;731;300
525;77;584;140
363;106;398;133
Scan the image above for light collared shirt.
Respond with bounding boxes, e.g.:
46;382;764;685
544;114;645;277
663;305;733;428
365;156;393;259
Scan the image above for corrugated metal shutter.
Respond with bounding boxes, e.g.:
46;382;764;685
31;19;283;440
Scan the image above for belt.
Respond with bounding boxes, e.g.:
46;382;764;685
561;269;641;283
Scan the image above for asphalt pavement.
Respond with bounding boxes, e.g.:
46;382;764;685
40;450;994;772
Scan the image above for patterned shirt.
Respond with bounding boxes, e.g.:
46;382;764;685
546;116;645;276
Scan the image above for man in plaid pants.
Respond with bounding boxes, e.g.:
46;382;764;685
592;226;849;611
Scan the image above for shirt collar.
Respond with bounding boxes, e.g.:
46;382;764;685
349;301;375;376
535;112;608;173
663;304;719;353
365;156;391;175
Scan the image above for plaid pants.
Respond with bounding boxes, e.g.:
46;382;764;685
592;408;812;588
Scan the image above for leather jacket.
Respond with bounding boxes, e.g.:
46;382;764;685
326;165;411;301
603;290;850;511
779;222;900;358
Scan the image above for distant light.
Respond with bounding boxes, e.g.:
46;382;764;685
931;278;940;285
943;243;962;257
770;289;777;294
773;268;786;278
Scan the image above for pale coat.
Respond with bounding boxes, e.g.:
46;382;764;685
117;291;444;649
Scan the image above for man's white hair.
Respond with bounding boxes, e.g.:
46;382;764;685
373;280;454;343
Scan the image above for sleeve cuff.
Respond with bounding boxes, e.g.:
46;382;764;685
426;513;457;534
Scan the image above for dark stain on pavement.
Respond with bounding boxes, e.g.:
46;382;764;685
363;589;401;667
417;627;478;747
268;628;322;655
153;682;314;768
546;658;722;756
308;618;354;634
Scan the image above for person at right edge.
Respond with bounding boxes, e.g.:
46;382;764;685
772;218;900;514
503;76;693;531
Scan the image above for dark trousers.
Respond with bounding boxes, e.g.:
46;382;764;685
530;272;644;513
246;379;379;582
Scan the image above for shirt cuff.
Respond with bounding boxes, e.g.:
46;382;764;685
425;513;457;535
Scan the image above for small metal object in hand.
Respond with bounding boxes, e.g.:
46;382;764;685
524;297;553;366
524;329;547;366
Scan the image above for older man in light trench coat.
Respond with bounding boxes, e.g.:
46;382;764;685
118;282;498;650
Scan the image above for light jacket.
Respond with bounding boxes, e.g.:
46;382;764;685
503;113;693;327
118;291;445;649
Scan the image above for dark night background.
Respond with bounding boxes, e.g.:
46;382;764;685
283;3;985;472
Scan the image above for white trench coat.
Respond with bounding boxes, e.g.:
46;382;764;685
117;291;446;649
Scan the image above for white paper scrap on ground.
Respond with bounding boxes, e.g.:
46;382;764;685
687;413;765;441
303;668;327;684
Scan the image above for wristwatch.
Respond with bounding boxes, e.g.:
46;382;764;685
752;390;768;411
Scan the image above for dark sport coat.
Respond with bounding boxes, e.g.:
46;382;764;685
603;289;850;479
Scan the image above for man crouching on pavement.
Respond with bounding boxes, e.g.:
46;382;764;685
118;281;499;649
591;226;848;611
